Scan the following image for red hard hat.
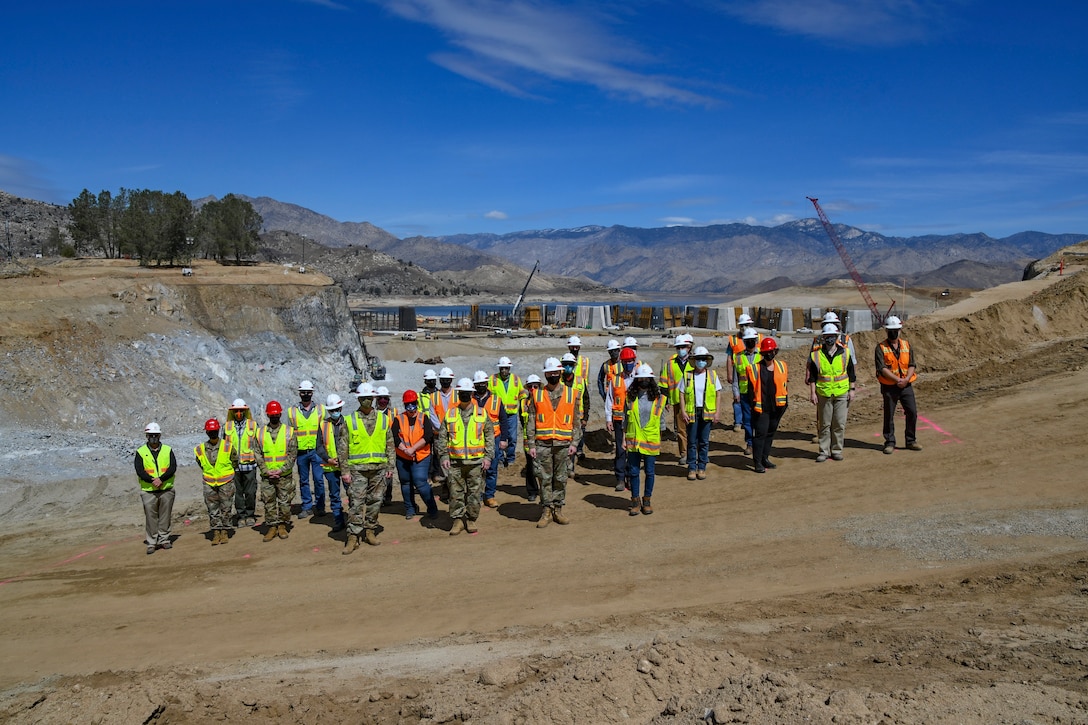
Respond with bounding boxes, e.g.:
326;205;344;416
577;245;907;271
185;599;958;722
204;418;220;432
620;348;637;362
266;400;283;416
759;337;778;353
402;389;419;404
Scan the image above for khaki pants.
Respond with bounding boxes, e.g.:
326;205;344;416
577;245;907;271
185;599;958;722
817;394;849;456
672;405;688;460
141;488;175;547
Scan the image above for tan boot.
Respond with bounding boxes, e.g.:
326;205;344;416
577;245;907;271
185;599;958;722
342;534;359;555
263;525;277;542
211;529;223;545
551;506;570;525
641;497;653;515
536;506;552;528
630;497;641;516
449;518;465;536
464;518;478;534
277;523;289;539
219;530;229;545
363;529;380;546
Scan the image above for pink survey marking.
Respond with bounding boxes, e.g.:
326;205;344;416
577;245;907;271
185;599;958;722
0;534;142;586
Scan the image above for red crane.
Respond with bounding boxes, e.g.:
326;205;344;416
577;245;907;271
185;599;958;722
807;197;894;326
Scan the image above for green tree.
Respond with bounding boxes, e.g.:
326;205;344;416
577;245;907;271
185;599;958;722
44;226;64;256
194;194;261;261
67;189;99;256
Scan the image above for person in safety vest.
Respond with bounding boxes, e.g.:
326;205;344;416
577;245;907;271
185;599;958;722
341;383;396;553
560;351;591;473
436;378;495;536
488;356;522;468
255;400;298;541
428;367;457;496
391;389;439;521
659;333;693;462
473;370;507;509
419;369;438;419
808;324;856;462
566;337;591;464
726;313;763;431
730;327;761;457
807;312;856;445
678;346;722;480
745;338;788;474
624;364;667;516
135;421;177;555
874;316;921;455
596;339;623;402
604;347;638;492
195;418;239;545
519;375;543;502
374;385;399;506
288;380;326;520
315;393;349;532
527;357;583;528
225;398;259;528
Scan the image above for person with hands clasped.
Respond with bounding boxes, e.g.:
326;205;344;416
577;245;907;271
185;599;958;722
527;357;583;529
135;422;177;555
435;378;494;536
678;347;722;480
340;383;395;553
808;324;856;462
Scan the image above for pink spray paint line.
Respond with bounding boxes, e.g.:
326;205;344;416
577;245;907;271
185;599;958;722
872;412;962;444
1;534;144;586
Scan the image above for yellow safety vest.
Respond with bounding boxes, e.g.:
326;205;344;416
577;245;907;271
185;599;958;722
137;444;174;491
194;439;235;487
733;351;761;394
625;396;667;455
225;418;257;465
288;404;325;450
811;347;851;397
683;369;721;416
489;373;523;414
319;419;341;472
344;412;389;466
659;354;688;404
445;406;488;461
259;425;292;472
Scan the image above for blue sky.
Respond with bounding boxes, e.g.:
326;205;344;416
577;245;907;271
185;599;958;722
3;1;1086;239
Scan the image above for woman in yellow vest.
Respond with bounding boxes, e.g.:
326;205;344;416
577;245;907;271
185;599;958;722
194;418;239;545
135;422;177;555
624;364;666;516
745;338;789;474
678;346;722;480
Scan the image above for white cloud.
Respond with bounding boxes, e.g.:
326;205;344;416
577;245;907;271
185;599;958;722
484;209;508;219
373;0;713;104
660;216;696;226
614;174;722;194
723;0;947;45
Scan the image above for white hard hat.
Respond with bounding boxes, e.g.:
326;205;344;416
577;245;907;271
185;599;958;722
674;334;688;347
884;315;903;330
455;377;475;392
567;335;582;347
693;346;710;357
634;363;655;379
326;393;344;410
472;370;489;384
821;323;840;336
299;380;315;392
741;327;759;340
423;369;438;381
561;352;577;363
144;422;162;434
737;313;754;326
497;356;512;367
229;398;248;409
623;336;639;347
439;367;454;378
606;339;621;351
526;374;541;385
821;311;840;324
543;357;563;373
375;386;390;397
356;382;375;397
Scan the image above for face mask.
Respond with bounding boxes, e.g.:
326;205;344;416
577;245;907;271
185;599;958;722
360;399;373;410
695;360;708;370
609;351;620;360
744;339;756;350
499;369;510;379
330;410;342;420
763;351;776;361
474;387;488;397
206;431;218;441
545;374;561;385
562;365;575;375
458;391;473;404
623;362;636;374
377;397;390;407
440;379;453;390
887;329;900;340
405;403;418;413
300;392;312;402
269;415;281;426
677;348;689;359
234;411;245;420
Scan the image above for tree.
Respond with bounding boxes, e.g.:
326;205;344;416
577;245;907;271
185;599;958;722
194;194;261;262
44;227;64;256
67;189;99;256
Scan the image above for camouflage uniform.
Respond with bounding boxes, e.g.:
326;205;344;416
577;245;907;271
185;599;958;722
343;406;395;538
435;403;496;525
255;422;299;527
527;384;584;510
195;438;239;531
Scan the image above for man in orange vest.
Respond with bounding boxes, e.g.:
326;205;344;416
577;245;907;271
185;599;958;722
745;338;788;474
874;316;921;454
527;357;584;528
392;389;439;521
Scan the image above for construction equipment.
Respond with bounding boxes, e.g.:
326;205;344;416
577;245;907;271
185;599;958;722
511;260;539;325
807;197;895;326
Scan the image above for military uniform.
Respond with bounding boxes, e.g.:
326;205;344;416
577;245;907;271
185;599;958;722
255;422;299;535
435;403;495;533
194;437;239;540
527;383;583;526
342;406;395;545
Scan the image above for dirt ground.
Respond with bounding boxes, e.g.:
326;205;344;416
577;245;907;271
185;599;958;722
1;261;1087;724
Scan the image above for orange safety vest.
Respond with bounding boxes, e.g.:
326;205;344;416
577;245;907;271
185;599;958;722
730;331;764;354
876;339;917;385
533;385;576;443
395;412;431;462
746;359;789;414
430;390;453;424
478;394;502;437
606;369;629;420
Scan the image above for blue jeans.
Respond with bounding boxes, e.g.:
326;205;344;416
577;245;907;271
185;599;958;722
686;410;712;471
611;417;628;484
296;448;325;511
322;470;344;520
500;414;519;465
732;398;742;427
627;451;656;498
396;456;438;517
483;440;502;500
739;397;754;447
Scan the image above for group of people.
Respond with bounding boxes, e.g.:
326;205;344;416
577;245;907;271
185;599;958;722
136;318;922;554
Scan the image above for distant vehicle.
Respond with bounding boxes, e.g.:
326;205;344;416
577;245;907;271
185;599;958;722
795;327;813;334
182;267;193;277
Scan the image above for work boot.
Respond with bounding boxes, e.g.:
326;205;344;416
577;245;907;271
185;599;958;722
536;507;552;529
363;529;380;546
342;534;359;555
641;497;654;515
210;530;221;546
629;497;641;517
219;530;229;545
686;470;696;481
464;518;478;534
263;525;278;542
551;506;570;525
277;523;289;539
696;470;707;480
449;518;465;536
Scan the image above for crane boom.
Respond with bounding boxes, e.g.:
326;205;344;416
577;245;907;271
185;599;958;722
807;197;891;325
511;260;539;322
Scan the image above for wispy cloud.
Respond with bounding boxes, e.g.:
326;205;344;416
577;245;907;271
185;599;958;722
614;174;722;194
244;51;309;113
0;154;64;203
484;209;508;219
723;0;948;45
373;0;714;104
